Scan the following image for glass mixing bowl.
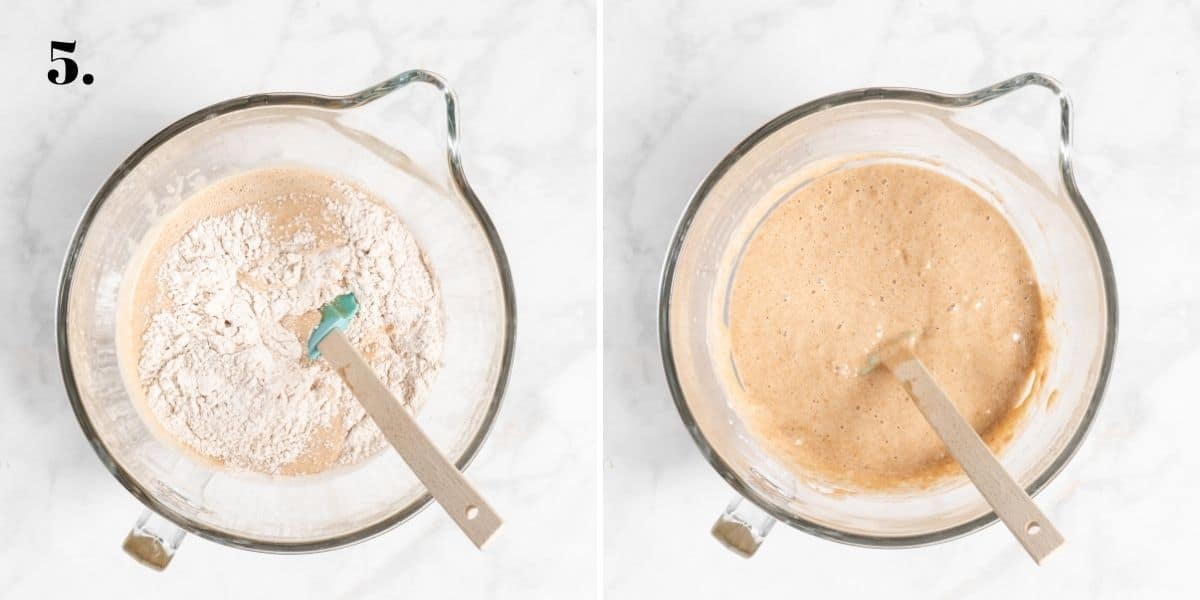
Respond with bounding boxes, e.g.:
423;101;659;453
56;70;515;568
659;73;1116;555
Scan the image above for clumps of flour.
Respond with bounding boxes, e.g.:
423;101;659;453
137;181;443;474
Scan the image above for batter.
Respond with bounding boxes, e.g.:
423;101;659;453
116;167;444;475
726;162;1047;490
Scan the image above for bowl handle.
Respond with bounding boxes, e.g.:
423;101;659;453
122;509;185;571
339;70;483;212
711;495;776;557
956;72;1080;198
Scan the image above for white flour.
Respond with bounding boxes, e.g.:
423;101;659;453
136;178;443;474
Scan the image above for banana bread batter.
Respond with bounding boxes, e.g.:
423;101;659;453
726;162;1048;490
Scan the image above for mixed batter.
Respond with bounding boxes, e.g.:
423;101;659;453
726;162;1047;490
117;167;444;475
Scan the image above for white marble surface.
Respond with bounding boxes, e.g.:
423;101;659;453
0;1;595;598
605;0;1198;597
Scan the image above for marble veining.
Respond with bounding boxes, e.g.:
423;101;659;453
0;1;596;598
604;0;1199;598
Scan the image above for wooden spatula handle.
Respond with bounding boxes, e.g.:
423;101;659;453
318;329;502;548
886;351;1063;564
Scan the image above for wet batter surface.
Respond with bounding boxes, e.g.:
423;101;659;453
726;162;1047;490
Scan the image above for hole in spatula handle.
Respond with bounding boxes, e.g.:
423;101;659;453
1026;521;1041;535
465;505;479;520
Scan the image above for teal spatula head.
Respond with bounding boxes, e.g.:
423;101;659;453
306;292;359;359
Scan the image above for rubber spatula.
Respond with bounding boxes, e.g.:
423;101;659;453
307;293;502;548
862;332;1063;564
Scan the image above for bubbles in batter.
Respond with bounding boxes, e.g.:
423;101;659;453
726;162;1048;490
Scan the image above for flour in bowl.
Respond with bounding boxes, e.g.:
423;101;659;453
118;167;444;475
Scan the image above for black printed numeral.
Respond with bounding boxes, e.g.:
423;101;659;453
48;40;94;86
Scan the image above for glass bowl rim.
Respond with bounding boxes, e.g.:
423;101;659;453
657;73;1118;548
54;72;517;554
